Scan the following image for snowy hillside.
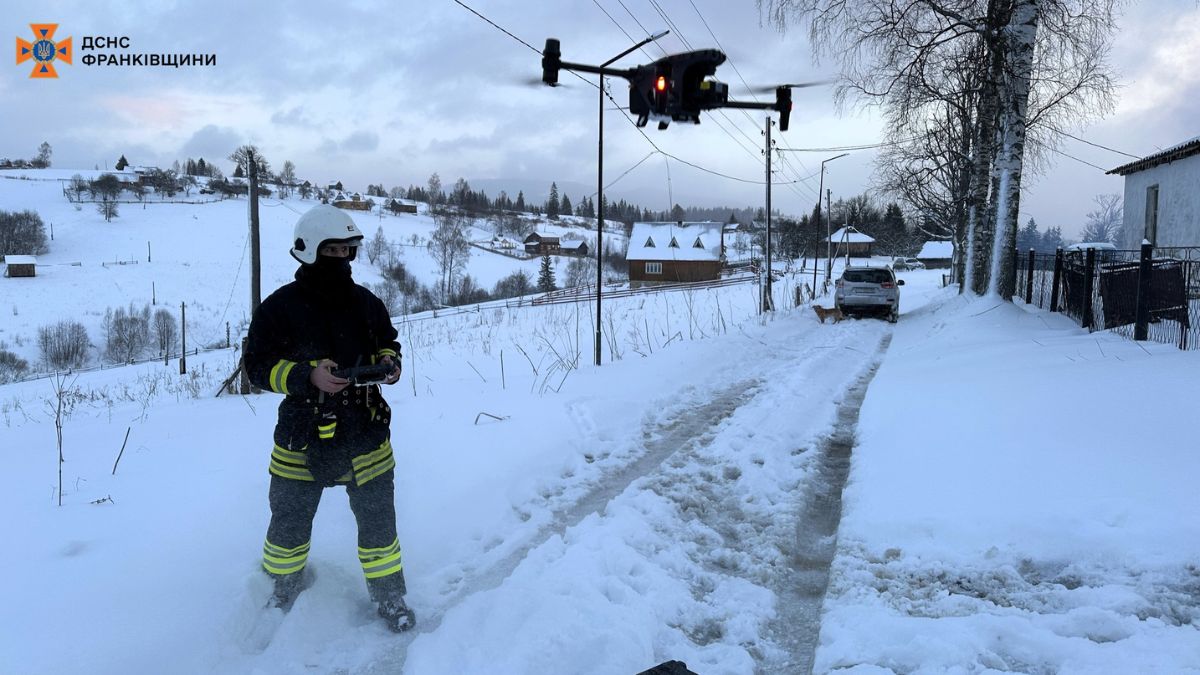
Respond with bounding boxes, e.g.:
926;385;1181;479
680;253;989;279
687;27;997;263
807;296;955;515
0;169;624;375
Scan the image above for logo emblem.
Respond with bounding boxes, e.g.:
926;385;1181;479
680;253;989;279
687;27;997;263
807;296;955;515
16;23;72;78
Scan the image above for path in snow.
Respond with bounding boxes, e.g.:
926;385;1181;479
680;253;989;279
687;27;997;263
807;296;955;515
761;335;890;674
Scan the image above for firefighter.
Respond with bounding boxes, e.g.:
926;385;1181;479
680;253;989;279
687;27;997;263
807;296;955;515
244;204;414;632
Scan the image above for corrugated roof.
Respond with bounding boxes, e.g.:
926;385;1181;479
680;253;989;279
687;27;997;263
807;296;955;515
1106;136;1200;176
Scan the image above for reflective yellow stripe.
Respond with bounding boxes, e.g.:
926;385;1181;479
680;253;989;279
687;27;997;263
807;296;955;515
265;540;310;558
356;456;395;485
318;421;336;439
262;538;310;575
269;360;297;395
377;348;398;359
272;444;307;464
359;538;403;579
269;462;314;482
352;440;393;471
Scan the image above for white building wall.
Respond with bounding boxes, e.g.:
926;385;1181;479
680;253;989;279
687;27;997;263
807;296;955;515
1120;153;1200;248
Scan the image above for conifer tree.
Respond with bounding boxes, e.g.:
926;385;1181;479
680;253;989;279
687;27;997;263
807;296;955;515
537;254;556;293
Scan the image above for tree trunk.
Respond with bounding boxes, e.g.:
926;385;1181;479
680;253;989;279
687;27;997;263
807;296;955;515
988;0;1040;298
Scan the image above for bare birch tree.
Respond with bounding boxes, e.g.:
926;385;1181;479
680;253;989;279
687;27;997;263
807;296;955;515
761;0;1116;297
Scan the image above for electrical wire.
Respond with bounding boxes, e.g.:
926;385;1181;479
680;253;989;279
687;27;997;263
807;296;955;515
1053;129;1140;160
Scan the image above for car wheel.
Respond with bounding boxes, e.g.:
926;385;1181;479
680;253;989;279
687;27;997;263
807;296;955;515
888;309;898;323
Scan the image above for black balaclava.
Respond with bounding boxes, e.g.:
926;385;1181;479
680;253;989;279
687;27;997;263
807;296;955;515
297;244;355;291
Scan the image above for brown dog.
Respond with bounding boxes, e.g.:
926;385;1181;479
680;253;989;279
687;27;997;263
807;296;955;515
812;305;844;324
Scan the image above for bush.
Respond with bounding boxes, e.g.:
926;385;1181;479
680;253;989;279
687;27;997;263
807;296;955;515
0;210;49;257
492;270;533;299
0;349;30;383
104;303;151;363
152;308;178;357
38;320;90;369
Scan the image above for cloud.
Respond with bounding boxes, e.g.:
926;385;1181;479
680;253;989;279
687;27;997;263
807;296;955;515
180;125;243;161
341;131;379;153
270;106;315;128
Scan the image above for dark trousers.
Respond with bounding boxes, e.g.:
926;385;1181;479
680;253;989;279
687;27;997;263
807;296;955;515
263;470;407;601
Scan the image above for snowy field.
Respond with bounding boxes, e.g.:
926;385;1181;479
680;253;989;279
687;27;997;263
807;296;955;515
2;169;1198;674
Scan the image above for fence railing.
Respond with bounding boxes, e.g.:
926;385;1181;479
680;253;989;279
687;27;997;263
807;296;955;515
1013;245;1199;351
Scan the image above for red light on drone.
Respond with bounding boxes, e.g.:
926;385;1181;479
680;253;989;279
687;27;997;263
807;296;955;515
655;76;667;92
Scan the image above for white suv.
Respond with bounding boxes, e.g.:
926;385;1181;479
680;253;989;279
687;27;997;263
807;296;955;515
892;257;924;270
835;266;904;322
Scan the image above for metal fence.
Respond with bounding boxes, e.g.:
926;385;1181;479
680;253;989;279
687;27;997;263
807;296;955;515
1014;245;1199;351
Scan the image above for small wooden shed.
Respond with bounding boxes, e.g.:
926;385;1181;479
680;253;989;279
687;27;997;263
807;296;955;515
4;255;36;277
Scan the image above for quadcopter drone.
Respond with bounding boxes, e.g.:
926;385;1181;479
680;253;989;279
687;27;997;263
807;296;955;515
540;38;812;131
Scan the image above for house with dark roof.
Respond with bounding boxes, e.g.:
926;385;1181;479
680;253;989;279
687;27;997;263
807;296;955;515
626;222;724;286
1106;136;1200;248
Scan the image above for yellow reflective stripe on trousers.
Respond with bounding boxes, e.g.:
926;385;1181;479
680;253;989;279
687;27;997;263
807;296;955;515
262;538;310;575
355;456;395;485
359;538;403;579
269;360;297;395
270;444;315;481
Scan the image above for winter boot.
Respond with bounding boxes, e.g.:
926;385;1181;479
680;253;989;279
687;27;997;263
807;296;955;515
268;569;311;612
377;597;416;633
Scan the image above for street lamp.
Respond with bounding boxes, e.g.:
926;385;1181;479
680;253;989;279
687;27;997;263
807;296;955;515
596;30;668;366
818;152;848;281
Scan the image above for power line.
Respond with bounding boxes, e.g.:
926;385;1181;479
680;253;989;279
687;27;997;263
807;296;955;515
1030;137;1110;172
449;0;543;55
1054;129;1140;160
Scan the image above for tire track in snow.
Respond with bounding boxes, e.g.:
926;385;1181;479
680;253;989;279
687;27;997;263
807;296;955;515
760;333;891;674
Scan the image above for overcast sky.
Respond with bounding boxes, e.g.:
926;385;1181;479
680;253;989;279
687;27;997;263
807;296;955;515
5;0;1198;238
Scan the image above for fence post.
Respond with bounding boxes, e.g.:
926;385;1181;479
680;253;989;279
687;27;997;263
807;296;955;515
1050;247;1063;312
1082;247;1097;330
1134;241;1153;341
1025;248;1035;304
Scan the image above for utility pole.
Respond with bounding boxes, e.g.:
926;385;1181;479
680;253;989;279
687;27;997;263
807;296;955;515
179;302;187;375
248;151;262;316
826;188;833;280
762;117;775;313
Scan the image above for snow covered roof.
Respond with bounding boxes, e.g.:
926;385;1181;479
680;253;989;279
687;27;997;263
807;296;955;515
827;226;875;244
4;255;36;265
626;222;723;262
918;240;954;259
559;240;587;250
1107;135;1200;176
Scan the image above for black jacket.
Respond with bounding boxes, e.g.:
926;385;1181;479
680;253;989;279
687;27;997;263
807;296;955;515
245;262;401;485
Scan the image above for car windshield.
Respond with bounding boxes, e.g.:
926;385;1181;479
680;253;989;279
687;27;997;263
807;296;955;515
843;269;893;284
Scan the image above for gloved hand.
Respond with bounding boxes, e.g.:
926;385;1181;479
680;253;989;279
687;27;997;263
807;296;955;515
381;355;402;385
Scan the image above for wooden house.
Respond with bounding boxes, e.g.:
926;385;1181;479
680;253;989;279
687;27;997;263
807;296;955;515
828;226;876;257
386;198;418;214
627;222;724;286
333;192;372;211
4;255;36;278
558;240;590;257
524;233;561;255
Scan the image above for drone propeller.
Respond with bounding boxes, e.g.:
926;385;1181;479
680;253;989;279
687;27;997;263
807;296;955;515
518;75;571;89
743;79;834;94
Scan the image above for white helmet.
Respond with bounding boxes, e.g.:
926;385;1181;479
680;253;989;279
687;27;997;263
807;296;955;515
290;204;364;264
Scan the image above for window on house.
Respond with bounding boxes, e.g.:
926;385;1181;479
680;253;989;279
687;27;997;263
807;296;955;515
646;262;663;274
1145;184;1159;245
644;237;655;248
668;237;680;248
692;237;704;249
